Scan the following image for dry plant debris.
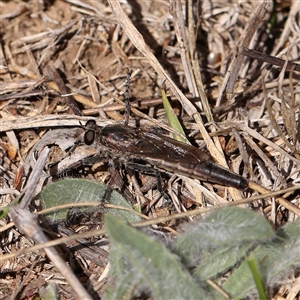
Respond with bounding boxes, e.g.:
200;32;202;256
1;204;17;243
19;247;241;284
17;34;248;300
0;0;300;299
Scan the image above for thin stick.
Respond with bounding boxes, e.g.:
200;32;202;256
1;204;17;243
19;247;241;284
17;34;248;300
239;46;300;72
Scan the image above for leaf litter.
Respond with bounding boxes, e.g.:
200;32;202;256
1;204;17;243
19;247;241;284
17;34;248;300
0;0;299;299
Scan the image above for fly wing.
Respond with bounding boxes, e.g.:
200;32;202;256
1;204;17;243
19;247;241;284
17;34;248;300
100;125;211;163
141;132;211;162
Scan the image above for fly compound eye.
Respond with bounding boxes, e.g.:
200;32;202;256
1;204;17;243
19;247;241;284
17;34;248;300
85;119;97;129
85;120;97;128
84;130;95;145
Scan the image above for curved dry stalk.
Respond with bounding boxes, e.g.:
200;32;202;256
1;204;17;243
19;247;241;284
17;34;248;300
248;181;300;217
2;185;300;263
10;206;93;300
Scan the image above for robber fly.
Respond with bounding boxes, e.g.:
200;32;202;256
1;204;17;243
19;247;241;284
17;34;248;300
83;120;248;190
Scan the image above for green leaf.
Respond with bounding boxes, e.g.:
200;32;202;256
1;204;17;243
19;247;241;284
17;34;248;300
105;214;209;300
0;193;24;219
223;219;300;299
194;243;252;281
105;269;140;300
247;255;267;300
37;178;140;222
222;245;268;298
161;89;186;142
265;219;300;281
173;207;275;266
39;282;58;300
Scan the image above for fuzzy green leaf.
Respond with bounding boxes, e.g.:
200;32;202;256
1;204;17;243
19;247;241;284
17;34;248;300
37;178;140;222
194;243;252;281
223;219;300;298
173;207;275;266
105;214;208;300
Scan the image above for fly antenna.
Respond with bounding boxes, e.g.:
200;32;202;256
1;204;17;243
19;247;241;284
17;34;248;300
124;69;132;126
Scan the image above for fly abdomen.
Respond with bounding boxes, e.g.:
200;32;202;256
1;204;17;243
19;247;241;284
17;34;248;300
145;157;248;190
187;161;248;190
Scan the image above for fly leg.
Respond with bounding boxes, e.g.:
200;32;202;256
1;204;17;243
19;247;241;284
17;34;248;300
125;162;172;205
124;69;132;126
100;160;136;206
49;153;103;177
